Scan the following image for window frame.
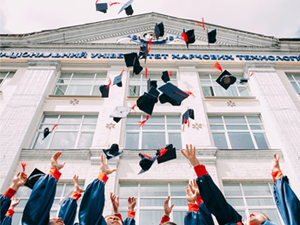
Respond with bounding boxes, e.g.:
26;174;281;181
0;71;15;89
287;74;300;94
125;115;182;149
118;182;188;225
208;115;269;150
199;73;250;97
52;71;108;96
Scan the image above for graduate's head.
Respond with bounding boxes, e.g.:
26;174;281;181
105;215;123;225
161;222;177;225
245;212;271;225
49;217;64;225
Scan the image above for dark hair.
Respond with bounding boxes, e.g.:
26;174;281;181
161;222;177;225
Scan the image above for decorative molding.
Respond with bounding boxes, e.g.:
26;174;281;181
70;99;79;105
192;123;202;130
227;100;236;107
106;123;115;129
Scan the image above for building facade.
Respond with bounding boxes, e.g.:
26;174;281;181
1;12;300;225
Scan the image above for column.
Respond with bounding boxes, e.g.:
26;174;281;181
0;60;60;192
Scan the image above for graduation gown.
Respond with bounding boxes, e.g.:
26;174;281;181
58;191;82;225
272;170;300;225
115;212;136;225
0;209;14;225
195;165;278;225
78;173;108;225
0;188;16;222
22;168;62;225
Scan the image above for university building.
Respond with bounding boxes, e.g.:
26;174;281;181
1;12;300;225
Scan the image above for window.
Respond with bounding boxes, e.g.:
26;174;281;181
53;72;107;96
125;115;182;149
200;73;250;97
287;74;300;94
118;183;188;225
32;115;98;149
12;182;84;225
128;71;177;97
223;182;283;225
0;71;15;89
208;116;269;149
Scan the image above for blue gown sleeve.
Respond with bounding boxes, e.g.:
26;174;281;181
184;211;200;225
273;175;300;225
22;168;61;225
58;195;78;225
123;217;135;225
79;173;108;225
1;215;12;225
198;202;214;225
0;195;11;222
195;165;242;225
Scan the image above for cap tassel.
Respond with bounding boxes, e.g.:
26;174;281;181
188;119;190;127
213;61;222;74
132;104;137;115
175;91;189;98
194;18;205;30
137;115;149;128
184;91;195;97
142;153;152;159
250;72;254;78
145;67;148;79
109;2;120;6
21;163;26;172
51;124;58;131
106;77;112;89
120;69;125;75
159;147;168;157
168;71;172;77
148;37;153;52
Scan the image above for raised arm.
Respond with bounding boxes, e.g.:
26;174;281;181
181;144;242;225
79;153;116;225
1;172;27;222
1;195;21;225
58;175;85;225
160;196;174;224
22;151;65;225
123;197;136;225
272;154;300;225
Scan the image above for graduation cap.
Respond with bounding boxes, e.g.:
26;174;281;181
138;153;158;174
138;44;148;62
216;70;237;90
161;71;170;83
96;2;108;13
42;124;58;140
156;144;176;164
133;57;143;75
147;78;157;92
113;69;125;87
103;144;122;160
240;78;248;83
118;0;134;16
181;29;195;48
24;168;45;189
182;109;194;131
158;83;190;106
208;29;217;44
124;53;143;75
137;86;159;115
110;106;131;123
154;22;164;39
100;77;112;97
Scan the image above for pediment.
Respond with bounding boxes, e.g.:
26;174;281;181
1;12;278;47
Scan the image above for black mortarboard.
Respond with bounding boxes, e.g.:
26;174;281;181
124;52;138;67
118;0;134;16
161;71;170;83
43;128;51;140
99;85;109;98
240;78;248;83
96;3;108;13
138;44;148;62
182;109;194;124
182;29;195;48
133;57;143;75
113;70;124;87
138;153;159;174
103;144;122;160
154;22;164;39
24;168;45;189
216;70;237;90
147;78;157;92
156;144;176;164
158;83;189;106
110;106;131;123
137;86;159;115
208;29;217;44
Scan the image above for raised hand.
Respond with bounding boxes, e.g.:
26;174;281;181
9;195;21;210
128;197;136;211
110;193;120;213
186;186;199;204
73;175;85;193
11;171;27;191
100;153;116;175
189;179;199;198
272;153;281;173
51;151;66;170
163;196;174;217
180;144;200;167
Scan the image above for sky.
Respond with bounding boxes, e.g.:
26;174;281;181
0;0;300;38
